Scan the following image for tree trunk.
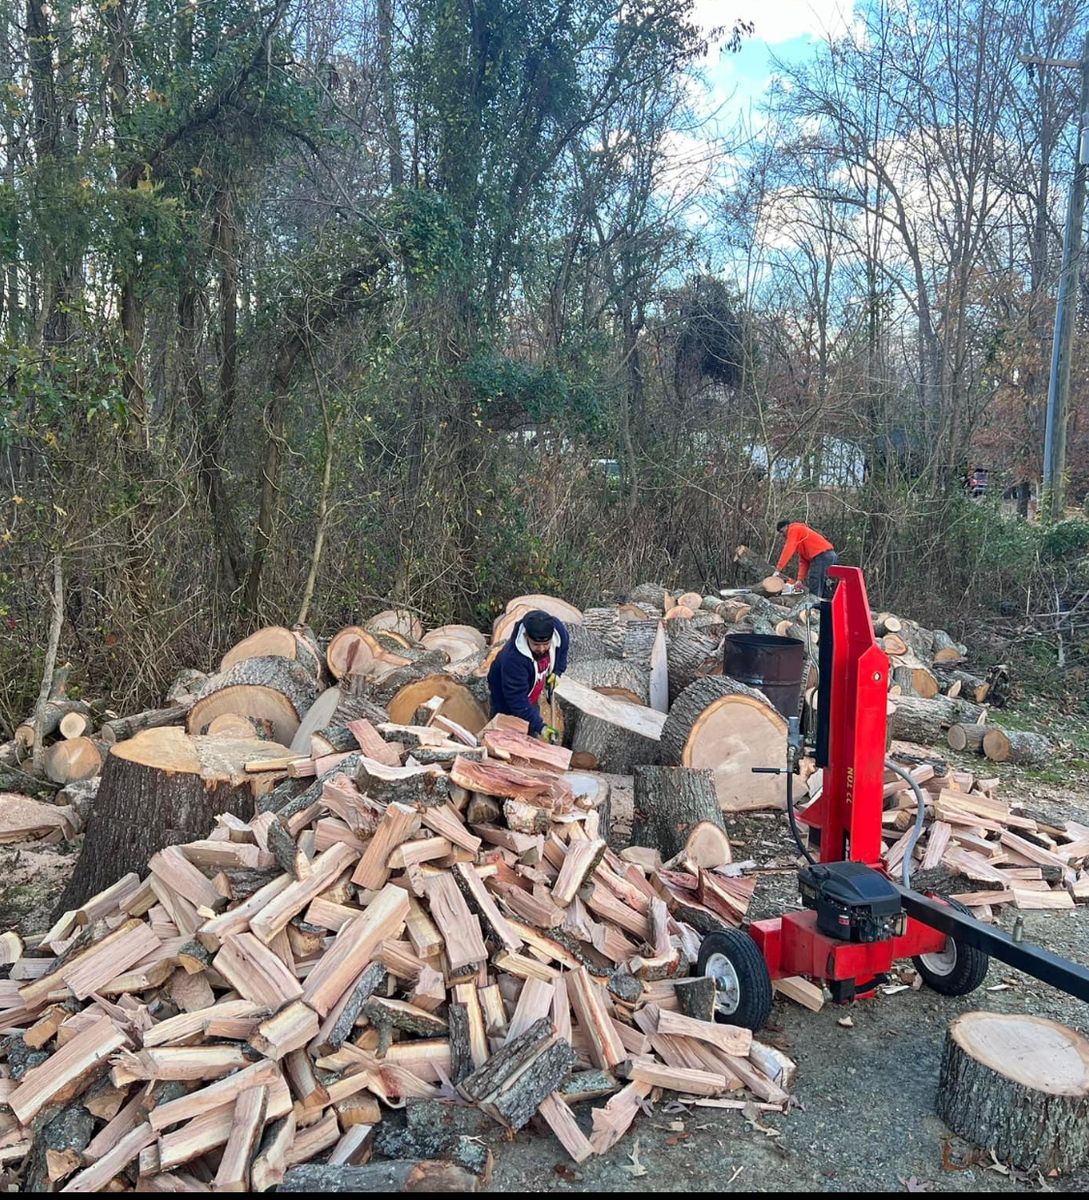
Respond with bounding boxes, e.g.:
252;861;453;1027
630;767;724;860
936;1011;1089;1172
56;728;291;910
659;676;786;812
888;694;985;746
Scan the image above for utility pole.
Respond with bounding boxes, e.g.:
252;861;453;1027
1023;33;1089;522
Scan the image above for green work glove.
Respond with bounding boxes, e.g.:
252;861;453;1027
540;724;559;745
545;671;559;700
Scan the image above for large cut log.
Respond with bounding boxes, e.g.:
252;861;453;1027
981;727;1052;765
665;626;721;706
383;674;489;735
659;677;787;812
56;728;291;910
555;677;664;773
732;546;785;596
365;609;426;642
504;594;583;624
220;626;324;679
630;767;726;860
936;1011;1089;1172
936;668;990;704
887;694;985;745
326;627;412;680
564;657;650;704
187;656;319;745
888;651;939;700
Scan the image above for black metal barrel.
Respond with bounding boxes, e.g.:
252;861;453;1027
723;632;806;720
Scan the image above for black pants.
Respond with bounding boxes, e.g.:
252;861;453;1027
808;549;838;599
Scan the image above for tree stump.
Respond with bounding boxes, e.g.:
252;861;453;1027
659;676;786;812
982;727;1052;765
563;681;663;774
56;727;292;910
187;656;319;745
936;1011;1089;1172
630;766;725;860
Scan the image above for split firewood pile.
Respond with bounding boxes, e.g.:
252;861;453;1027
0;700;797;1192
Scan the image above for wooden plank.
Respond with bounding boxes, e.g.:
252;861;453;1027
655;1008;753;1056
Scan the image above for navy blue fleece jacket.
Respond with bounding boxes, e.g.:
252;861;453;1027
486;617;569;734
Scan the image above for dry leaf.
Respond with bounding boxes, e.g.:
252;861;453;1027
742;1101;781;1138
837;1015;854;1028
553;1164;578;1182
621;1139;648;1178
898;1176;931;1192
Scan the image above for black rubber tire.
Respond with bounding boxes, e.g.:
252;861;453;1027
696;929;774;1032
912;897;990;996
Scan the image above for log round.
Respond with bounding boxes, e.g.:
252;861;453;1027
220;625;324;678
186;655;319;745
205;713;264;739
936;1011;1089;1172
628;583;670;610
504;594;583;624
326;627;411;680
677;592;703;611
492;606;530;647
385;674;489;735
364;609;425;642
659;676;787;812
55;727;293;909
946;723;987;754
44;736;104;785
416;633;477;665
981;727;1051;765
630;766;725;860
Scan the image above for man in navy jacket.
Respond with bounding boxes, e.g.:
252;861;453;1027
487;609;569;740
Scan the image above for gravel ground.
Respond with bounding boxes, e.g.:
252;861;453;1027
482;776;1089;1194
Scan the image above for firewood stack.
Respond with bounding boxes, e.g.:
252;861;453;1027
0;704;795;1191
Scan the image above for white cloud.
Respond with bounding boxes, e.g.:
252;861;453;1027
693;0;856;48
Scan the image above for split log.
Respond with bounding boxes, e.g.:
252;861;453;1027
981;728;1052;765
631;767;726;861
946;724;987;754
936;1011;1089;1172
56;728;291;909
187;656;319;745
659;677;787;812
887;695;985;745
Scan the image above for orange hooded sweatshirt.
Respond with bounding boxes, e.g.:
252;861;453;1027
776;523;834;583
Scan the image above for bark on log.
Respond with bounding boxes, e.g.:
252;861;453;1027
936;1011;1089;1172
187;657;319;745
936;668;990;703
981;727;1052;765
630;767;725;860
659;676;787;812
98;705;190;744
946;724;987;754
887;694;986;745
628;583;670;610
568;700;660;774
577;608;627;657
56;727;291;910
280;1162;479;1192
43;737;105;785
665;626;722;706
732;546;784;596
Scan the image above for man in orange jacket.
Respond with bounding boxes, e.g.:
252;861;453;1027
775;519;838;598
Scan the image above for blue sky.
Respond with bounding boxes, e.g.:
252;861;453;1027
693;1;858;120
